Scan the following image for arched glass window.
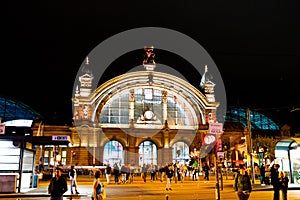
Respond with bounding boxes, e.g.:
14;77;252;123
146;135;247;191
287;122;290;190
172;141;190;164
139;141;157;166
103;140;124;166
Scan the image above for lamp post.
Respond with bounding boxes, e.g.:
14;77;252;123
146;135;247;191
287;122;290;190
247;108;255;184
93;123;96;168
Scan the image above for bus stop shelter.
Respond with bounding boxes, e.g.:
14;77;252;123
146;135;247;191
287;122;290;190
275;137;300;183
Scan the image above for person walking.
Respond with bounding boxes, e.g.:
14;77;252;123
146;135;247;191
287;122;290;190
113;163;120;184
142;164;148;183
165;164;174;191
69;165;79;194
279;171;289;200
91;170;106;200
233;166;252;200
271;164;280;200
202;163;210;182
259;164;266;185
105;164;111;185
48;168;68;200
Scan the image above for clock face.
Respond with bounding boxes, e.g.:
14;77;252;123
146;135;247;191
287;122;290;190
204;135;215;144
144;110;154;120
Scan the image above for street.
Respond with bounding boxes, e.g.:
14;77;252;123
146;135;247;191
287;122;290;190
2;175;300;200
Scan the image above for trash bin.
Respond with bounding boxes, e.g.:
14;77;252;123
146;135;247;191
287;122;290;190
33;174;39;188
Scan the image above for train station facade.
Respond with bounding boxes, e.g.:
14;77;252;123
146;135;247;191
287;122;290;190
3;48;300;191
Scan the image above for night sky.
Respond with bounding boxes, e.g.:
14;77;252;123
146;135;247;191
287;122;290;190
2;1;300;127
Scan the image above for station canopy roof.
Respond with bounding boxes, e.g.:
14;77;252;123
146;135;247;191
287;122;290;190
275;138;300;151
0;96;42;124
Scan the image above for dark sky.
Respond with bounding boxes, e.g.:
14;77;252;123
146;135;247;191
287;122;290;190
2;1;300;126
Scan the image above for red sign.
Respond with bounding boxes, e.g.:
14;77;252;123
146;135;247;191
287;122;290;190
0;124;5;134
208;122;223;134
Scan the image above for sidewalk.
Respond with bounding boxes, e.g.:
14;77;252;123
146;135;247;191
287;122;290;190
0;175;299;198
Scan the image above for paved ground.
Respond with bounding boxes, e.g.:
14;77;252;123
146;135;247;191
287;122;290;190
1;175;300;199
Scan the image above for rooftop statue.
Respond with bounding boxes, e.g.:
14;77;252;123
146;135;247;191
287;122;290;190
143;46;155;65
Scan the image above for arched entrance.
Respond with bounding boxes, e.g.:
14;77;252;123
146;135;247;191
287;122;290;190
172;141;190;164
139;141;157;167
103;140;124;166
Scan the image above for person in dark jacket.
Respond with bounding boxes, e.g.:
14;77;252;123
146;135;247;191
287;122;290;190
260;164;266;185
202;163;210;181
270;164;280;200
48;168;68;200
233;166;252;200
113;163;120;184
165;164;174;191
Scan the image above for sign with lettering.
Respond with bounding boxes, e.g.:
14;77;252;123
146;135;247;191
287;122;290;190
208;122;223;134
52;135;69;141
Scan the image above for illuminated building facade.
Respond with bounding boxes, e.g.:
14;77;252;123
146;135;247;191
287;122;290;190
70;47;219;167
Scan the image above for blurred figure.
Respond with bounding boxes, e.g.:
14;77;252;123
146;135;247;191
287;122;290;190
165;164;174;191
202;163;210;181
91;170;105;200
260;164;266;185
113;163;120;184
48;168;68;200
271;164;280;200
279;171;289;200
233;166;252;200
105;164;111;184
69;165;79;194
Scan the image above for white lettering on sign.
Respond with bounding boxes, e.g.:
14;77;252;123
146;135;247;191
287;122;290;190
52;135;69;141
208;122;223;134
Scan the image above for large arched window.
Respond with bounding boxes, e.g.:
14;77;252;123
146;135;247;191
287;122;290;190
172;141;190;164
139;141;157;166
103;140;124;166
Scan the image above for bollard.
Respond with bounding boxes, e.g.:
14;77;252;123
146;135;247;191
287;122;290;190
166;194;169;200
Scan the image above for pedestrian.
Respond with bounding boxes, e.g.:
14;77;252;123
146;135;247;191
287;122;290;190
279;171;289;200
150;164;156;182
202;163;210;181
271;163;280;200
233;166;252;200
105;164;111;184
113;163;119;184
69;165;79;194
91;170;106;200
260;164;266;185
142;164;148;183
192;166;197;181
48;168;68;200
165;164;174;191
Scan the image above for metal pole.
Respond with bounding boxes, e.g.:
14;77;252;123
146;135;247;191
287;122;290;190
93;124;96;168
247;108;255;184
215;145;220;200
70;150;73;166
288;149;294;183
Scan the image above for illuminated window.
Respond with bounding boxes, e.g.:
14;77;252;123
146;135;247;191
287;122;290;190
103;140;124;166
172;141;189;164
139;141;157;166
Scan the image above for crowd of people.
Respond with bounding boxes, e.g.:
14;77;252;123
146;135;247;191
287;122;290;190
232;163;290;200
47;161;291;200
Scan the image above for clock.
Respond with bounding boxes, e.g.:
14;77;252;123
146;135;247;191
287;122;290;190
144;110;154;120
204;135;215;144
